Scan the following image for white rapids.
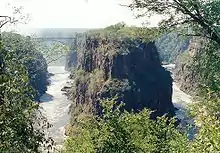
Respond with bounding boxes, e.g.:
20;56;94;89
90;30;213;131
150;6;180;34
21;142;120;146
39;66;71;145
163;64;196;139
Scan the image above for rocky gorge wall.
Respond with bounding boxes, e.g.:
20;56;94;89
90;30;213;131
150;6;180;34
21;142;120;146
67;33;175;120
174;38;204;96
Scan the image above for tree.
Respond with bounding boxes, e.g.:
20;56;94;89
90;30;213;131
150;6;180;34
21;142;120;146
0;8;49;152
129;1;220;152
0;5;29;29
129;0;220;44
1;32;49;100
64;99;189;153
35;40;70;65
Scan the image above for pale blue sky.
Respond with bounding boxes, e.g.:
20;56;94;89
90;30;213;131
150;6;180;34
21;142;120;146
0;0;161;31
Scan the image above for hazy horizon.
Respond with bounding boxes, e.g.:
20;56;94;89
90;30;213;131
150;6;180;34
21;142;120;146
0;0;162;34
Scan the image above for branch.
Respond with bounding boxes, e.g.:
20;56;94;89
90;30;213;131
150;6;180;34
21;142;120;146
47;55;65;65
0;16;18;29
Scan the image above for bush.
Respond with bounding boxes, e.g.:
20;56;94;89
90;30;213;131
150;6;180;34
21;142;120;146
64;99;189;153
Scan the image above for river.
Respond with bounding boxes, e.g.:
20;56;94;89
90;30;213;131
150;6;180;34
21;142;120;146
39;65;194;149
39;66;71;148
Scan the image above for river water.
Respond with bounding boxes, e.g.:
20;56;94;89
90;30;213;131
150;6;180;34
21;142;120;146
39;66;71;146
39;65;194;148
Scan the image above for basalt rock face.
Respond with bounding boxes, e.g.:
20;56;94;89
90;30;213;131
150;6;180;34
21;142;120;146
65;37;78;71
174;38;202;95
71;35;175;118
65;51;77;71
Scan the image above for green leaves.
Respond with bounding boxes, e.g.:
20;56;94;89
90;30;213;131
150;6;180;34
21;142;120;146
0;32;48;152
64;99;189;153
35;40;70;65
130;0;220;44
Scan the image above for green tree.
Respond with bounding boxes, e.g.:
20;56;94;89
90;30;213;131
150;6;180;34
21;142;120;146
64;99;188;153
0;15;48;152
129;0;220;44
130;1;220;152
1;32;48;100
0;35;45;152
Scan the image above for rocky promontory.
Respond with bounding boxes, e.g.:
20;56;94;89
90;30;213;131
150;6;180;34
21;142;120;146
67;27;175;120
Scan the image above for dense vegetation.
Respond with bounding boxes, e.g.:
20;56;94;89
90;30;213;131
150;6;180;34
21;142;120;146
64;99;188;153
130;0;220;152
0;32;49;152
1;32;48;100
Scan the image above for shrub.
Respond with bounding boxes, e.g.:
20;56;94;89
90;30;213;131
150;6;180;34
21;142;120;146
64;99;189;153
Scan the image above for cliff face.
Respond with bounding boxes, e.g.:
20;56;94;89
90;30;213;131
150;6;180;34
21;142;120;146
65;51;77;70
174;38;203;95
156;33;190;64
70;35;175;119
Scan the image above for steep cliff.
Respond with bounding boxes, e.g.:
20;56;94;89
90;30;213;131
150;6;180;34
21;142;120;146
174;38;203;95
65;37;78;70
69;31;175;120
156;33;190;64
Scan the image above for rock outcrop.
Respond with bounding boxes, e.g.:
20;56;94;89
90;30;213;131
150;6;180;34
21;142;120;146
65;51;77;71
69;33;175;119
174;38;203;95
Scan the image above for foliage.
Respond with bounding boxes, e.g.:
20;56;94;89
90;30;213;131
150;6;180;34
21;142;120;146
188;96;220;153
1;32;48;100
0;34;46;152
100;79;132;101
86;23;160;43
64;99;189;153
176;40;220;97
129;0;220;44
192;41;220;99
188;41;220;152
35;40;70;65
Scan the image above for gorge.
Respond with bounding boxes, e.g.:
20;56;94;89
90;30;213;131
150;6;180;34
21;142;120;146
37;27;195;149
1;0;220;151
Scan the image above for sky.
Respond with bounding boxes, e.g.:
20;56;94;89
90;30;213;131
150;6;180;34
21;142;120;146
0;0;161;33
